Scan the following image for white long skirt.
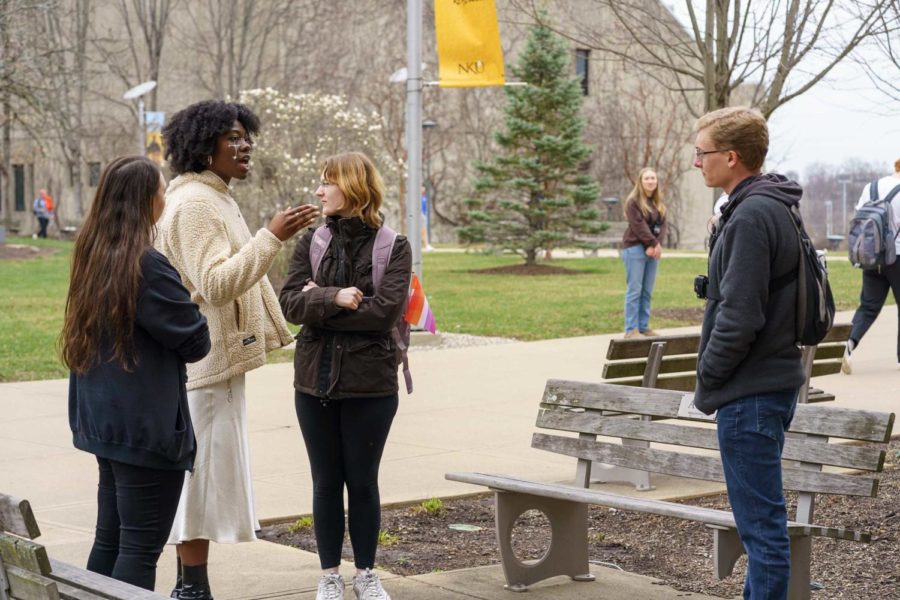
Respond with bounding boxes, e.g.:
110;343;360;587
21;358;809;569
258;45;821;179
167;374;259;544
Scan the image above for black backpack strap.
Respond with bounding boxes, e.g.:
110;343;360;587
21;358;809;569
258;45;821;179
883;182;900;204
870;179;880;202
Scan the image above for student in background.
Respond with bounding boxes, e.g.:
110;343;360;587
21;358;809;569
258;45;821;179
621;167;667;338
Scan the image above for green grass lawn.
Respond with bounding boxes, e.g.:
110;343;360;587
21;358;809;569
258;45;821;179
0;237;879;382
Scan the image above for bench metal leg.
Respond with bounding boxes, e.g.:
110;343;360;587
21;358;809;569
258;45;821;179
709;526;743;579
494;491;595;592
787;535;812;600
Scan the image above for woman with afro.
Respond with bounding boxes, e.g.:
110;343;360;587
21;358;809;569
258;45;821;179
156;100;318;600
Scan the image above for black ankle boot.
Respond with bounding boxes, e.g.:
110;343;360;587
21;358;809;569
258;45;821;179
177;582;214;600
170;556;183;598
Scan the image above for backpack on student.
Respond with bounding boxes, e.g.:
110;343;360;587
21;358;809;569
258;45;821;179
848;179;899;269
774;202;836;346
308;224;413;393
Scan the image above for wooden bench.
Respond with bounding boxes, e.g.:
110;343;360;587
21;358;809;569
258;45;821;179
446;380;894;598
0;493;166;599
594;324;852;490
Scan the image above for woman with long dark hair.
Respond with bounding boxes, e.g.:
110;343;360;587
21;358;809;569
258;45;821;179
280;152;411;600
62;156;210;591
621;167;667;338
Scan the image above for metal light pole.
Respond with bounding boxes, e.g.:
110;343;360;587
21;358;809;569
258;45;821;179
837;174;851;235
123;81;157;156
405;0;424;277
825;200;833;237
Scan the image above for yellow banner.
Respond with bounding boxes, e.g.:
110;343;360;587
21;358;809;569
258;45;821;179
435;0;505;88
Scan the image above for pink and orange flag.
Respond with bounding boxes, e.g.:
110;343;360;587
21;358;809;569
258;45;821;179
404;274;437;334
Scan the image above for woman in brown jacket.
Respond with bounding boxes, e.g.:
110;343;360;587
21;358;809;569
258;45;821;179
621;167;667;338
279;152;410;600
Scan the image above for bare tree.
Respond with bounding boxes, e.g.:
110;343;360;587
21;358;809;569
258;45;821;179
860;0;900;100
588;74;695;246
91;0;178;111
511;0;893;118
37;0;92;217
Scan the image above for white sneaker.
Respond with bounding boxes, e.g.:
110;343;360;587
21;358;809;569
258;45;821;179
316;573;345;600
841;342;854;375
352;569;391;600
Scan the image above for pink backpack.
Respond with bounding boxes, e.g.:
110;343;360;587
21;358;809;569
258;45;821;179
308;225;413;393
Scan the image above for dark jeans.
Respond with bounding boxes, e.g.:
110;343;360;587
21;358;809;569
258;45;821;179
716;390;798;600
87;457;184;591
850;261;900;361
37;217;49;238
295;392;398;570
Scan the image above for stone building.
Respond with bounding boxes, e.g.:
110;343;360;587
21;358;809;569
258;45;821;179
1;0;712;248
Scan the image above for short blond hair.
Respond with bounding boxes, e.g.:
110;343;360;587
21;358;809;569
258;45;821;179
321;152;385;229
695;107;768;171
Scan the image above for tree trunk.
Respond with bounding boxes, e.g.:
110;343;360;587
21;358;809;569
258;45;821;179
2;99;11;231
525;247;537;266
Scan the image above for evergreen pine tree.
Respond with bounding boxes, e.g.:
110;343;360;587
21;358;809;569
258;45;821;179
459;23;604;266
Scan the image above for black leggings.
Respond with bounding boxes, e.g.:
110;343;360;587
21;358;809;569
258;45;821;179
850;261;900;361
295;392;398;570
86;457;184;590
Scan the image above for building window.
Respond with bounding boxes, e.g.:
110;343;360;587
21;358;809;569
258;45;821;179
575;48;590;96
88;162;102;187
14;164;25;211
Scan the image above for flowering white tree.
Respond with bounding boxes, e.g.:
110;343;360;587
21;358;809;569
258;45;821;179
236;88;398;231
235;88;398;287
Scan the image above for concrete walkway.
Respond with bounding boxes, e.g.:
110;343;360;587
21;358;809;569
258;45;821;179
1;308;896;599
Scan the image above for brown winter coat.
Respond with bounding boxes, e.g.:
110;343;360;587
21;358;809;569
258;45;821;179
279;216;412;399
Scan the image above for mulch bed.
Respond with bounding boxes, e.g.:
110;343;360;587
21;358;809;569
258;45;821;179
470;264;583;275
652;307;706;322
0;244;56;260
260;443;900;599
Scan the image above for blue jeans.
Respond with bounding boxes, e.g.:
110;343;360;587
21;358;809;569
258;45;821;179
716;390;798;600
622;244;658;332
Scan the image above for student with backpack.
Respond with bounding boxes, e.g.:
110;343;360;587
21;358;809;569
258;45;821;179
693;107;815;600
279;152;411;600
842;158;900;374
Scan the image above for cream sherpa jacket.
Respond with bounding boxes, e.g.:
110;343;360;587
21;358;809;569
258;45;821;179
156;170;294;390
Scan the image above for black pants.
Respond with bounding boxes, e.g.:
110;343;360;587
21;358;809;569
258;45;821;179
37;217;49;238
850;260;900;361
87;457;184;590
295;392;398;570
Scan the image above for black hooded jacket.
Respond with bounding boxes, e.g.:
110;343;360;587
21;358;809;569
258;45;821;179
68;249;211;470
693;174;805;414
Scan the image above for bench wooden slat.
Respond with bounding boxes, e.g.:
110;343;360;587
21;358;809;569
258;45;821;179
0;533;52;576
536;409;886;471
0;494;41;540
444;472;870;542
5;563;60;600
604;359;843;388
790;406;895;443
810;359;842;378
545;380;894;442
47;560;168;600
820;323;852;344
602;355;698;379
606;333;700;360
812;343;848;360
532;433;879;496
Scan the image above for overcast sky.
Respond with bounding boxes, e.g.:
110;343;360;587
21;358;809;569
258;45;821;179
767;59;900;179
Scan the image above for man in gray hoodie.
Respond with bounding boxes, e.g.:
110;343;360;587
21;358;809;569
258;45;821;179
693;107;804;600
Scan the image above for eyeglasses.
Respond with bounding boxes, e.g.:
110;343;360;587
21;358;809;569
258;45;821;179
694;148;730;160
